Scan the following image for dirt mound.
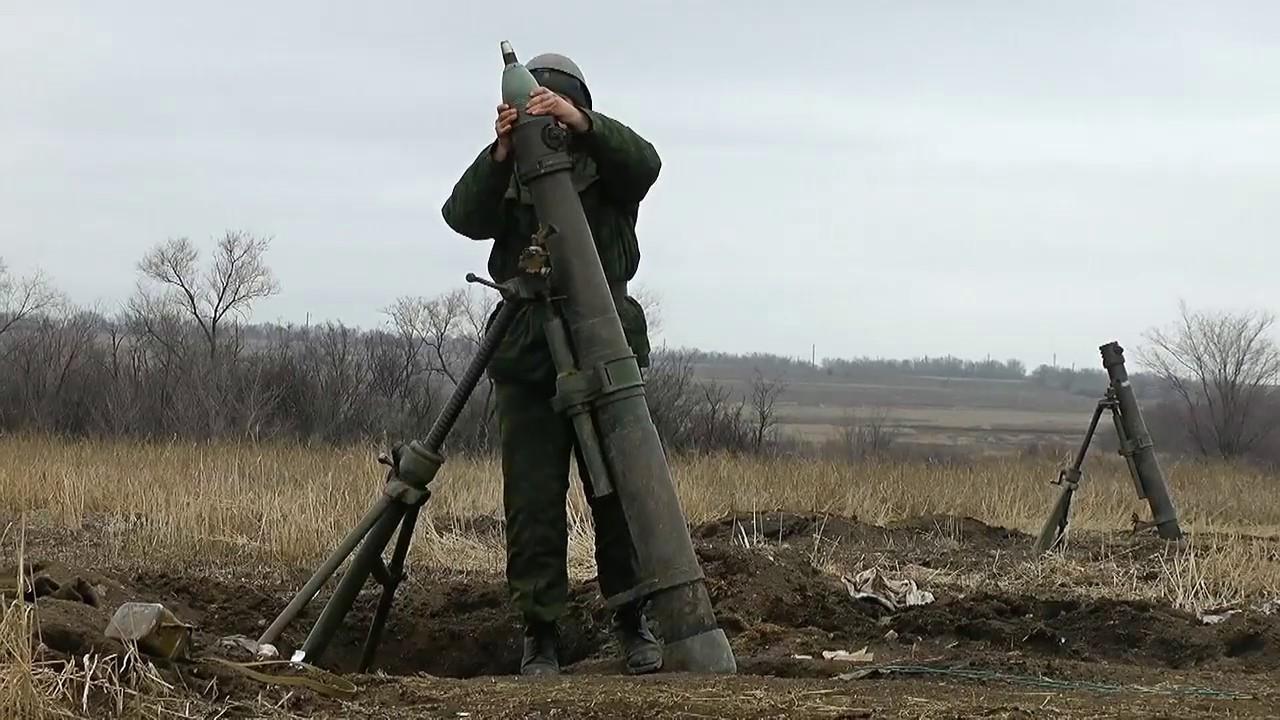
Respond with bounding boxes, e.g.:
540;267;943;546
7;560;136;658
891;593;1280;671
31;598;125;657
694;536;1280;673
13;511;1280;685
695;511;1027;553
694;511;877;545
695;542;887;657
129;568;614;678
884;513;1026;548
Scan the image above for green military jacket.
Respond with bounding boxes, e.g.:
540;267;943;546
441;108;661;385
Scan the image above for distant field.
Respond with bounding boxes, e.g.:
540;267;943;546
693;363;1101;453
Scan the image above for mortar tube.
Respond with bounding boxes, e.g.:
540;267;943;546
1100;342;1183;540
500;41;735;673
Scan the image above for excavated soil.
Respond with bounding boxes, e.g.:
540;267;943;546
13;512;1280;718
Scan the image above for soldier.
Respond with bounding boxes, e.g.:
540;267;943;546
441;52;663;676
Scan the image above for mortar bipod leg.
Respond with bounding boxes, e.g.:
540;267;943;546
1034;397;1110;554
300;294;522;667
257;494;394;648
295;504;407;665
358;503;422;672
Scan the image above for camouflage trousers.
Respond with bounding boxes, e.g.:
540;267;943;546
494;380;640;624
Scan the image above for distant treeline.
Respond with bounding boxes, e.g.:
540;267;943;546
5;234;1278;465
686;350;1030;380
688;349;1107;386
822;356;1028;380
0;238;803;456
684;349;1168;399
0;302;805;457
1028;365;1104;391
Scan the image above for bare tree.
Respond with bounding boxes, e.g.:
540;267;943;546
629;283;663;339
645;347;700;445
1138;301;1280;458
379;287;500;450
1;305;98;431
459;284;499;351
458;286;500;448
135;231;280;363
827;406;897;462
695;380;749;452
307;322;373;441
0;258;60;339
748;367;787;452
383;299;432;400
387;291;475;386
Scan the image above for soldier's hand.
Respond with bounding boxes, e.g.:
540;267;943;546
492;103;518;162
526;87;590;133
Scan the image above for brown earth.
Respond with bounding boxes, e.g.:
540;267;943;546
12;513;1280;718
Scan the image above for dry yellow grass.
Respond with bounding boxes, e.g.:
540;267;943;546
2;435;1280;718
1;521;188;720
2;524;43;719
1;435;1278;573
0;434;1277;614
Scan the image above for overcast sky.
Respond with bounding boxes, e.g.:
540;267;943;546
4;2;1277;369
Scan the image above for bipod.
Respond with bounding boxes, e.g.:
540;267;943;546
1033;341;1184;555
255;274;527;671
1032;391;1116;554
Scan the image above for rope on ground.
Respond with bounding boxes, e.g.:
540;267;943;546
844;664;1254;700
202;657;359;699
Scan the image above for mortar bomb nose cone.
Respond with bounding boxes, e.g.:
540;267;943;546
500;41;517;64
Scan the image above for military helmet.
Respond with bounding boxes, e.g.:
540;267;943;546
526;52;592;109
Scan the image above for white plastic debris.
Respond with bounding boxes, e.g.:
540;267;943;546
1198;609;1241;625
103;602;193;659
218;634;281;660
841;568;935;612
821;647;874;663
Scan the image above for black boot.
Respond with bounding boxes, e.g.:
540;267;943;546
520;620;560;676
613;603;663;675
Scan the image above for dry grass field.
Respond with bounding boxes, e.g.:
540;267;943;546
3;435;1280;718
694;366;1104;452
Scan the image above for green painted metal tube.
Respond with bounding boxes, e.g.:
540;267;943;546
499;41;735;673
1100;342;1183;539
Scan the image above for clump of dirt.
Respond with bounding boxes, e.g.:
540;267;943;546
5;560;135;658
31;598;126;657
